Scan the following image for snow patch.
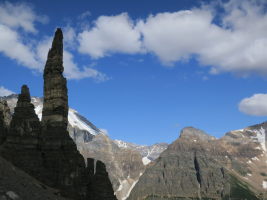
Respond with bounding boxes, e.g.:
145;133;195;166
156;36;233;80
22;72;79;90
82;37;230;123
115;140;129;148
251;127;266;151
32;99;99;135
252;157;259;161
142;157;151;165
34;104;43;120
122;173;143;200
68;108;99;135
263;181;267;189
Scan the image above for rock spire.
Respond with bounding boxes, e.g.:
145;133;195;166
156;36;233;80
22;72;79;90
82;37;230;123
42;28;68;129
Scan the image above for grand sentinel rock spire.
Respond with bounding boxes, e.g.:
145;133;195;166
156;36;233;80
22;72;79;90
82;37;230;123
42;28;68;129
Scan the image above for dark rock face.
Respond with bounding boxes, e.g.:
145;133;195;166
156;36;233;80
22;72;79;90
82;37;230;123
86;158;117;200
1;85;43;178
0;100;11;144
0;156;68;200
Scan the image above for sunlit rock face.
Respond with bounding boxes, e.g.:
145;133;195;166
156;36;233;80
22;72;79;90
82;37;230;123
127;127;262;200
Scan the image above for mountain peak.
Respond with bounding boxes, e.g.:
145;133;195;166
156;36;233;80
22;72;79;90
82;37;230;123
179;126;215;141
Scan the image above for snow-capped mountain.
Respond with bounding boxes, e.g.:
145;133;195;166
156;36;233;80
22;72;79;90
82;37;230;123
114;140;168;165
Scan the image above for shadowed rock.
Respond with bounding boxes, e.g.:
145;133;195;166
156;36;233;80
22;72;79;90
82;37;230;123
86;158;117;200
1;85;42;178
0;99;11;144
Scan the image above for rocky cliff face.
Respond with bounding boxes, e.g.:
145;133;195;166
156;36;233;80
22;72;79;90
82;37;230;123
0;99;11;144
79;133;146;200
127;127;261;200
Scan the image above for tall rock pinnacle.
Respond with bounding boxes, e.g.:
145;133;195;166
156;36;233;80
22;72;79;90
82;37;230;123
42;28;68;129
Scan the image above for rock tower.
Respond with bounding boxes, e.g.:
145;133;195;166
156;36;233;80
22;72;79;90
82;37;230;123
1;85;42;178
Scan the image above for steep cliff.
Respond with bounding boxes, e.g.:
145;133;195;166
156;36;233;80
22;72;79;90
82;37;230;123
0;99;11;144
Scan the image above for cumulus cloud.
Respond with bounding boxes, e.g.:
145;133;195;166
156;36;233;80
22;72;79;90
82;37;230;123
77;0;267;76
0;1;48;33
0;24;41;70
0;86;14;97
63;50;109;81
239;94;267;116
137;0;267;74
78;13;143;58
0;2;108;81
2;0;267;80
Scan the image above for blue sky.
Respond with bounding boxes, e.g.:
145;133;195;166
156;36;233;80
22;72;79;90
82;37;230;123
0;0;267;145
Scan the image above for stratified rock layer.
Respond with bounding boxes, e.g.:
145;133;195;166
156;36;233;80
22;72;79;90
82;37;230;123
1;85;42;178
38;28;87;199
42;28;68;129
128;127;260;200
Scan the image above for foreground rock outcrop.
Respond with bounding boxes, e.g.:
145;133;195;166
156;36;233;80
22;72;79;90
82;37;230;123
0;156;67;200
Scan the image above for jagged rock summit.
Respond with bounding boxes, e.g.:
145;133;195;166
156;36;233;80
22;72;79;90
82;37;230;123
179;126;216;141
0;28;117;200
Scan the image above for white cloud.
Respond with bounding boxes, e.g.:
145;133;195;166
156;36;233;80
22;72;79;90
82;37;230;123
78;11;91;20
76;0;267;76
0;24;41;70
239;94;267;116
78;13;143;58
0;86;14;97
0;2;46;70
63;50;109;81
137;9;223;65
0;1;48;33
2;0;267;81
63;26;77;48
136;0;267;74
